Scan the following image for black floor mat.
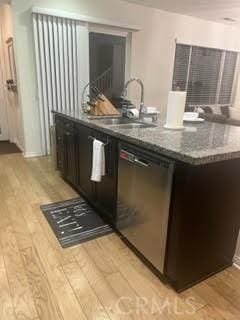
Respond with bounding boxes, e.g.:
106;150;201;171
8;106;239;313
41;198;113;248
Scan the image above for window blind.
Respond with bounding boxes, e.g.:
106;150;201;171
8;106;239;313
172;44;238;107
187;47;222;105
172;44;190;91
219;51;237;104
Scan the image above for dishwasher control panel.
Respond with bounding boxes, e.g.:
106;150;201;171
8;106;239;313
120;149;135;162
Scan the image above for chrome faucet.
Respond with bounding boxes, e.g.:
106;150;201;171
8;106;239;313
122;78;145;116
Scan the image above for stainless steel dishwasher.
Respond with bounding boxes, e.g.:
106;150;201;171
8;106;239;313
117;143;174;273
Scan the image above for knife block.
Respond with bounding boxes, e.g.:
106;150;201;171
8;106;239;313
89;95;120;116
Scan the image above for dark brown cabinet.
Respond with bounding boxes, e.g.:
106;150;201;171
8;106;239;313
64;124;77;185
56;121;66;175
55;115;118;225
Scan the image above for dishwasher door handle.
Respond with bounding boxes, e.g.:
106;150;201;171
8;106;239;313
134;158;149;167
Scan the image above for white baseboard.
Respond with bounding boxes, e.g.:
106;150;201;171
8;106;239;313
233;255;240;269
24;151;44;158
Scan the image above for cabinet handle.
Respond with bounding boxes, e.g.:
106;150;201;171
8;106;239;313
88;136;95;142
88;135;109;146
134;158;149;167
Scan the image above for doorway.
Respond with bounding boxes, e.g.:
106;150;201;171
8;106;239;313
0;19;9;141
0;3;23;154
89;32;126;99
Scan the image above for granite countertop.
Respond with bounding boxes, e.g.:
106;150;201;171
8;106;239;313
53;110;240;165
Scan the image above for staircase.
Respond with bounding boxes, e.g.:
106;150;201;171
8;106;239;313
91;66;113;98
81;67;113;111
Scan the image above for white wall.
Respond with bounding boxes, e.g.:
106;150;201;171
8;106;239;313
11;0;240;156
0;4;24;150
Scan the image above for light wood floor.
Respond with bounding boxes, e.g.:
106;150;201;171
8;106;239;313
0;153;240;320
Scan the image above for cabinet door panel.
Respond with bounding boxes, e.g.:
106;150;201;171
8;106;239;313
56;123;66;176
55;116;77;186
64;130;77;185
94;132;118;224
77;125;93;200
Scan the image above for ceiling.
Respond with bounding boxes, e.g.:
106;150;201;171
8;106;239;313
124;0;240;26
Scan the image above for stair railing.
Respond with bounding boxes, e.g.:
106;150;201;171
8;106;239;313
81;66;113;112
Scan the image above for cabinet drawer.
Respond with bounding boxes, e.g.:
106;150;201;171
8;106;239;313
55;116;74;133
55;116;65;127
64;121;74;133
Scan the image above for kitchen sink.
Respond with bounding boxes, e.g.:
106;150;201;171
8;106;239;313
93;118;133;125
110;122;156;129
91;117;156;129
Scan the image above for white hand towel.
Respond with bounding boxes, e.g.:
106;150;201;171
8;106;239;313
91;139;106;182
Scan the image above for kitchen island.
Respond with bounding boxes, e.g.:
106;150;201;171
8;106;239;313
53;110;240;292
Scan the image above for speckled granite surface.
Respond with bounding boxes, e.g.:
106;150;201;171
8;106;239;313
53;110;240;165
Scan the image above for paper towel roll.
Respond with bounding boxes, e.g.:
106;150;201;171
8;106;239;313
164;91;186;130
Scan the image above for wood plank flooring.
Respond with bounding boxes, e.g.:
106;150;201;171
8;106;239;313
0;153;240;320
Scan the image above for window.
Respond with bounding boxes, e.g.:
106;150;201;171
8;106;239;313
172;44;191;92
89;32;126;99
219;51;238;104
172;44;238;107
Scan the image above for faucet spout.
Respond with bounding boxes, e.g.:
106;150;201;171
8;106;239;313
122;78;145;115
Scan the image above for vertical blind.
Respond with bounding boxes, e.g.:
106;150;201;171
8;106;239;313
32;13;89;155
172;43;238;108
